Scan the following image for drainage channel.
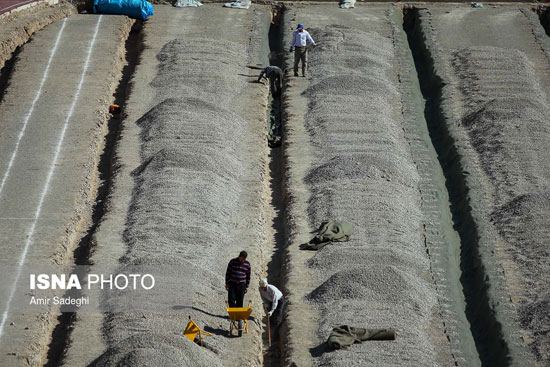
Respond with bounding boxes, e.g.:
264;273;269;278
403;8;509;367
43;20;142;367
262;5;286;367
538;6;550;36
0;45;21;105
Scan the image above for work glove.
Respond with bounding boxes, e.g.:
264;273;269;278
289;47;294;53
268;310;273;317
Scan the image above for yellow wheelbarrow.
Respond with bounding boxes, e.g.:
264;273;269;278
226;301;252;337
184;316;212;346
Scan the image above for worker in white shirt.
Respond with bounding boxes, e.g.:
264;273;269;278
259;278;284;326
289;23;316;77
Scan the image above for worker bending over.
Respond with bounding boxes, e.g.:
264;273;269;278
289;23;315;77
225;251;251;308
258;65;283;98
259;278;284;326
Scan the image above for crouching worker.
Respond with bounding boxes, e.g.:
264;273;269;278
258;65;283;99
259;278;284;327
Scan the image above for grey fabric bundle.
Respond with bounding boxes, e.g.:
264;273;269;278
303;221;353;250
327;325;396;350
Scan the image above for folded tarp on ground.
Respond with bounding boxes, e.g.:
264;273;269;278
339;0;356;8
302;221;353;250
174;0;202;7
93;0;154;20
223;0;250;9
328;325;396;350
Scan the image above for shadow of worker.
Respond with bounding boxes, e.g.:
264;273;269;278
310;342;330;357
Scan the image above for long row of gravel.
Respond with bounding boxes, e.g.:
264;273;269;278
281;6;454;366
93;41;247;367
419;6;550;365
455;45;550;365
88;6;271;367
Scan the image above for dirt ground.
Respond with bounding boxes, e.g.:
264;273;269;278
0;12;132;367
0;1;75;71
0;3;549;367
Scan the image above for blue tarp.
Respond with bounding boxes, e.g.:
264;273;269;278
93;0;154;20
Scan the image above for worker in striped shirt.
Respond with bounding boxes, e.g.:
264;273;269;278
225;250;251;308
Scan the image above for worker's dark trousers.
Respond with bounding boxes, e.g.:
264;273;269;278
270;72;282;99
271;299;285;327
294;47;307;75
228;282;246;308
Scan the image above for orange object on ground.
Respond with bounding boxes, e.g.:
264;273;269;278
109;104;121;114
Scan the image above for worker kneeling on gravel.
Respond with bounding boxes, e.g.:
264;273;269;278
259;278;284;327
225;251;251;308
258;65;283;99
289;23;315;77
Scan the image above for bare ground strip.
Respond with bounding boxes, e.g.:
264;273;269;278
42;20;142;367
0;44;20;104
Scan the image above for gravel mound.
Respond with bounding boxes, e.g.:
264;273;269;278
299;25;441;366
454;46;550;363
310;25;393;73
306;247;421;275
308;266;432;307
453;46;550;202
124;96;244;266
90;334;223;367
519;295;550;362
93;21;261;365
490;191;550;289
151;39;246;110
305;154;418;189
304;75;391;96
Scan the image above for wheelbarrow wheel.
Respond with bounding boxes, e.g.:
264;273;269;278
238;320;243;337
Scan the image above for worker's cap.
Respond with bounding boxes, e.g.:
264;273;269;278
259;278;268;287
297;23;304;30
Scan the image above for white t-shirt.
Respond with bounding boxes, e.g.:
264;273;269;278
259;284;283;312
